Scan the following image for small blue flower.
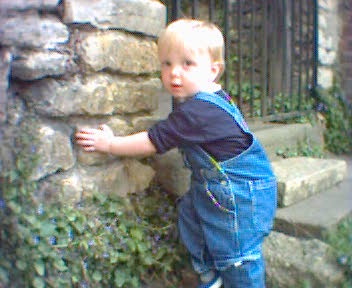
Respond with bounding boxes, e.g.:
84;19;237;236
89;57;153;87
32;235;40;245
88;239;95;247
30;145;36;153
68;230;74;241
83;260;89;270
36;204;44;215
104;225;113;233
0;198;5;210
49;236;57;245
337;255;348;266
80;280;89;288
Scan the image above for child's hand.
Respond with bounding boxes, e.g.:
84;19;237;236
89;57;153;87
75;124;114;153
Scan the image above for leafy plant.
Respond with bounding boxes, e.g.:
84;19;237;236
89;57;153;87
315;85;352;154
0;122;188;288
0;172;188;288
324;217;352;287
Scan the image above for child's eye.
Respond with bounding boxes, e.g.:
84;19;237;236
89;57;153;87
162;61;171;66
184;60;194;66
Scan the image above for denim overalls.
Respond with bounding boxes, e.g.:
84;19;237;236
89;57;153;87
177;92;277;287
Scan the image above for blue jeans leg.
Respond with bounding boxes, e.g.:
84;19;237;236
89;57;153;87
219;255;265;288
178;192;212;274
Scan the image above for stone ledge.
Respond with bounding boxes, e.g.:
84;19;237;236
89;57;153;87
272;157;347;207
274;155;352;239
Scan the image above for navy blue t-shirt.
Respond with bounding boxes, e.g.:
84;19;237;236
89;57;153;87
148;90;252;162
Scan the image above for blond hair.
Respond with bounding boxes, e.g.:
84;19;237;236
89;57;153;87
158;19;225;81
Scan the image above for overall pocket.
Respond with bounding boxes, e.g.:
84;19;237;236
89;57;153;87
249;178;277;233
204;175;236;213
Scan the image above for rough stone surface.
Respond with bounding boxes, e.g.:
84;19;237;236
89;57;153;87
0;0;59;11
272;157;347;207
11;50;73;80
25;119;75;181
250;122;325;161
0;12;69;49
152;149;191;197
264;231;345;288
37;159;155;204
77;31;159;74
19;74;161;116
0;49;11;123
274;154;352;239
63;0;166;37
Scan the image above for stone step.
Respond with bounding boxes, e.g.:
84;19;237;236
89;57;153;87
249;122;324;161
274;155;352;239
272;157;347;207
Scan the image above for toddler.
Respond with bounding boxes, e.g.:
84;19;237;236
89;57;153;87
76;19;277;288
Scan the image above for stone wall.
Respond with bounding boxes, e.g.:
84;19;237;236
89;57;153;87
0;0;166;204
318;0;351;103
317;0;340;89
339;0;352;104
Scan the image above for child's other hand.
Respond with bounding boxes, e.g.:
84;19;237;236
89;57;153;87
75;124;114;153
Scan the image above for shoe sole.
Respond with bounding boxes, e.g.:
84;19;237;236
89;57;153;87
208;277;223;288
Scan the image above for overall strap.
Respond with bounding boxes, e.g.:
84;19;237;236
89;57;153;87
194;92;250;133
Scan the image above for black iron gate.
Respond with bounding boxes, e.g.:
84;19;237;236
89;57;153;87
163;0;318;121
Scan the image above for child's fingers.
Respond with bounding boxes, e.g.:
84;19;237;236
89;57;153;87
76;138;95;146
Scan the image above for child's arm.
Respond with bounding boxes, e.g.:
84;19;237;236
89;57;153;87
75;124;157;157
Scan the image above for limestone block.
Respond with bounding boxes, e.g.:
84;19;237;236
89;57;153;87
23;119;75;181
152;149;191;197
272;157;347;207
19;74;161;116
122;159;156;194
0;0;59;11
11;51;72;80
318;67;334;88
0;11;69;49
131;115;160;133
264;231;345;287
38;159;155;204
75;117;133;166
63;0;166;37
76;31;159;74
318;47;336;66
0;49;11;123
36;169;83;204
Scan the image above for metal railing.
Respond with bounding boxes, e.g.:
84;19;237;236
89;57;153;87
165;0;318;121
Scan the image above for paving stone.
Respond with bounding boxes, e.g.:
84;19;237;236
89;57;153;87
272;157;347;207
274;155;352;239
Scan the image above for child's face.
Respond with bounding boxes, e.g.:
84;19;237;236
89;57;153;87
159;44;218;101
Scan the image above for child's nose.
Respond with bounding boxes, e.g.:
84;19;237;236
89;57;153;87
171;65;182;76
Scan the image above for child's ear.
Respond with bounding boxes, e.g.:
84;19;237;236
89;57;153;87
211;62;222;82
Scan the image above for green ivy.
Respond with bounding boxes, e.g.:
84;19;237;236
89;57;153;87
324;217;352;287
0;173;188;288
0;122;189;288
316;85;352;154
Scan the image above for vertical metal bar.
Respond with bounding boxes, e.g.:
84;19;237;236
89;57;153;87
298;0;303;111
237;0;243;109
261;1;268;117
209;0;215;22
192;0;199;19
312;0;318;92
268;1;277;115
250;0;255;116
305;1;311;104
281;0;287;112
289;0;296;110
224;0;230;92
171;0;182;21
